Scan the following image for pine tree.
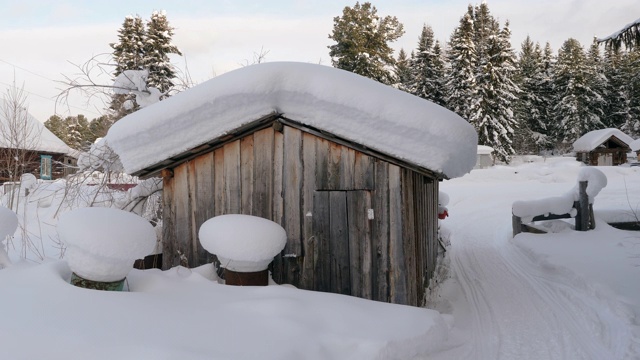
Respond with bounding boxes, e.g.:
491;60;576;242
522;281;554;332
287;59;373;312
110;15;146;120
109;11;182;121
394;48;412;92
552;38;606;147
44;115;68;144
410;25;447;106
514;37;554;153
111;15;146;76
602;46;629;130
328;2;404;84
472;20;519;163
445;8;477;120
622;47;640;136
144;10;182;93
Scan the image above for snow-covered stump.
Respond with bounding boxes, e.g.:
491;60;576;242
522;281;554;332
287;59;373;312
0;206;18;268
198;214;286;286
58;207;156;291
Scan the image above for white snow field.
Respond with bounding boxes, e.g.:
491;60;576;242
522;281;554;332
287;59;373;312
432;157;640;359
0;157;638;359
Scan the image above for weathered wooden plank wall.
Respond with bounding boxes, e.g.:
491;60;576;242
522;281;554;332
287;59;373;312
162;123;439;306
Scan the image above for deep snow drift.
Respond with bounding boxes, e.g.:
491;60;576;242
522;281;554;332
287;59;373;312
0;157;639;359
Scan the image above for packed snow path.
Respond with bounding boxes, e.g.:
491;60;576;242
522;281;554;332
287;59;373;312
430;180;639;359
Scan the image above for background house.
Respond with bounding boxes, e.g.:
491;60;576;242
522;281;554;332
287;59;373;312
0;100;76;183
572;128;633;166
106;62;477;306
476;145;494;169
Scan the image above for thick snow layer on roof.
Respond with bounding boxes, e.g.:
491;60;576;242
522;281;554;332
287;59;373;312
630;138;640;152
0;100;73;155
572;128;633;152
106;62;477;179
477;145;494;155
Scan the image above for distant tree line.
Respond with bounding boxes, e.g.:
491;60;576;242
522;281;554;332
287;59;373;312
329;2;640;162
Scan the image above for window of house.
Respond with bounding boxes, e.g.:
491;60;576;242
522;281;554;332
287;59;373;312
40;155;52;180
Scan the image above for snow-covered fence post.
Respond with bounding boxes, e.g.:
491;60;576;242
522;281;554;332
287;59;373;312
574;181;589;231
58;207;156;291
198;214;286;286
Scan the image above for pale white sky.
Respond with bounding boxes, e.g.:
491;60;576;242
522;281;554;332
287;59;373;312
0;0;637;122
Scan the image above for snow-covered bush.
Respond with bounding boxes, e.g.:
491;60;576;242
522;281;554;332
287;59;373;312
199;214;286;272
58;207;156;282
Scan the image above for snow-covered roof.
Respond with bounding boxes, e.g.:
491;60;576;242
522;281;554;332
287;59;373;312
477;145;494;155
572;128;633;152
0;100;73;155
630;138;640;152
106;62;478;179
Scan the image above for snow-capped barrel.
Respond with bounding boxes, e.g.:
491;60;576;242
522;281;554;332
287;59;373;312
58;207;157;291
199;214;286;286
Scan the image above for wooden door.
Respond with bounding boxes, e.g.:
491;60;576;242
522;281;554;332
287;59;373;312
312;190;373;298
597;153;613;166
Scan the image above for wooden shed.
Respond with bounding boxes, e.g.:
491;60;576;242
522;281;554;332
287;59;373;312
573;128;633;166
106;62;477;306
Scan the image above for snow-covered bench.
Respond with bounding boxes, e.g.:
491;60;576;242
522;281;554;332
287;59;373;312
512;168;607;236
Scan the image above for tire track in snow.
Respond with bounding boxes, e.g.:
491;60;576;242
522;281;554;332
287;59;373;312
428;191;638;360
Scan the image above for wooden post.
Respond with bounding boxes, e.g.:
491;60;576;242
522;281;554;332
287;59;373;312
512;214;522;237
576;180;589;231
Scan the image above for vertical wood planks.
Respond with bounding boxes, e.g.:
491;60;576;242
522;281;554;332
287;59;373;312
283;127;302;256
192;153;215;265
354;152;375;190
388;164;407;304
213;148;225;216
172;164;192;267
329;191;350;295
223;141;241;214
312;190;330;292
301;133;317;289
253;128;274;219
372;161;389;302
162;175;176;269
347;191;372;299
271;129;285;283
401;169;417;306
240;136;254;215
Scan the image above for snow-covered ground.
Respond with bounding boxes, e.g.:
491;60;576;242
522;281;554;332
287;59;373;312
0;156;639;359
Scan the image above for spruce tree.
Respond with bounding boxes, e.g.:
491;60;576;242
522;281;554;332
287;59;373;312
445;8;477;120
602;46;629;130
514;37;553;153
622;47;640;136
328;2;404;84
394;49;412;92
109;11;181;121
44;115;68;144
552;38;605;147
109;15;146;120
410;25;446;106
144;10;182;93
472;20;519;163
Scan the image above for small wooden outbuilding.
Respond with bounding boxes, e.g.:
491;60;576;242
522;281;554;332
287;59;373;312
106;62;477;306
573;128;633;166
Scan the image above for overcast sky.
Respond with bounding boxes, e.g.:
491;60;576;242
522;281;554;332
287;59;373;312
0;0;638;122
